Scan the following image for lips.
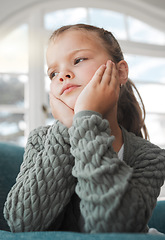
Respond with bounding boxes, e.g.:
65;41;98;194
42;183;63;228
60;84;80;95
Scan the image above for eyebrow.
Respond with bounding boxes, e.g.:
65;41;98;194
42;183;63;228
69;48;94;54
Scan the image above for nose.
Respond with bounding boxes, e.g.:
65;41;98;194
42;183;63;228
59;71;74;82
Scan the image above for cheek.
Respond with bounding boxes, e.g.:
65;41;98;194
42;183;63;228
82;65;99;85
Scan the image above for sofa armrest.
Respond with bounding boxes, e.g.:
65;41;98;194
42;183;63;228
149;200;165;234
0;142;24;231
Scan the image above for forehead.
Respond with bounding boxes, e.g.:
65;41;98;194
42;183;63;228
48;29;106;53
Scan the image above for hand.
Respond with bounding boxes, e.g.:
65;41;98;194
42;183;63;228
74;60;120;117
49;92;74;128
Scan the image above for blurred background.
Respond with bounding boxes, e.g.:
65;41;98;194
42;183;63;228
0;0;165;150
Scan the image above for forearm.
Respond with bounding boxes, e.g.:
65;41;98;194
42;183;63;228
69;111;132;232
69;111;165;233
4;121;76;232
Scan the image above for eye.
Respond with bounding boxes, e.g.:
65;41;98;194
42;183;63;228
49;71;58;80
74;57;87;65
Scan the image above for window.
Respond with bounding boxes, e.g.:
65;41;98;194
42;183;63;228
0;7;165;150
44;8;88;30
0;24;28;73
127;17;165;45
125;55;165;148
0;24;28;146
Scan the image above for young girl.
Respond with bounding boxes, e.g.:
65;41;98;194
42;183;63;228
4;24;165;233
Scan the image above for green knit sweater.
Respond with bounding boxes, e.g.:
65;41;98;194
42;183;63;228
3;111;165;233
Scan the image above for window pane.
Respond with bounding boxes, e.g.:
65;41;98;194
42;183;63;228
45;75;50;101
0;74;27;106
0;24;28;73
0;113;26;146
145;113;165;149
45;72;49;84
127;17;165;45
125;55;165;83
45;76;54;124
46;112;54;126
44;8;88;30
134;83;165;149
89;8;127;40
44;76;60;125
136;83;165;114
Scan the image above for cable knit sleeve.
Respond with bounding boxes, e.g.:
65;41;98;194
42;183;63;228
68;111;165;233
4;120;76;232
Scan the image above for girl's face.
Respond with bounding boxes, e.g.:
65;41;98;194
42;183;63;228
47;30;111;109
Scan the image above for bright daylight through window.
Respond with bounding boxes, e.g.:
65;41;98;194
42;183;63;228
0;24;28;145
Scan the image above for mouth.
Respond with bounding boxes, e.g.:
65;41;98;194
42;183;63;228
60;84;81;95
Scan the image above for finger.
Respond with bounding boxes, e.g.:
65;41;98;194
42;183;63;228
49;92;57;106
109;62;118;88
49;97;59;118
49;92;54;105
50;93;74;113
91;64;106;85
101;60;113;85
49;92;62;111
49;91;58;100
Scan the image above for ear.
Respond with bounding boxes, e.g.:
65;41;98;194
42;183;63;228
116;60;128;85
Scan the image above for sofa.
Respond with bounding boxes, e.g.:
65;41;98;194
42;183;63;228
0;141;165;240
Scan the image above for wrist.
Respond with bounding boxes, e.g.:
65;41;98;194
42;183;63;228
74;110;102;120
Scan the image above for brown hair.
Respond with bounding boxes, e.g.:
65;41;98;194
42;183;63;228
50;24;149;139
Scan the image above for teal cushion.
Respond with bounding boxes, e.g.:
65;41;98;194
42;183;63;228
148;200;165;234
0;231;165;240
0;142;24;231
